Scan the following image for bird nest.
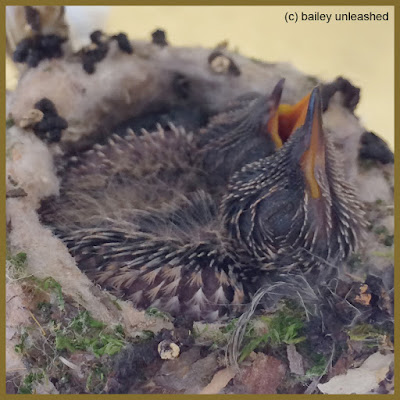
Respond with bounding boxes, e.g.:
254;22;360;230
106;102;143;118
5;6;394;395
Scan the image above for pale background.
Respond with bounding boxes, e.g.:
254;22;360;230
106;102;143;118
6;5;394;149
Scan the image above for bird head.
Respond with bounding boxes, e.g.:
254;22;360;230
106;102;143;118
222;87;365;268
198;79;286;183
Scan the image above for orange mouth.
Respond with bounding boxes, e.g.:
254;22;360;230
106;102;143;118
267;92;311;148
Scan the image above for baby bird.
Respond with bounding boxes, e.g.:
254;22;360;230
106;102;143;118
40;79;287;230
41;85;364;321
222;87;365;270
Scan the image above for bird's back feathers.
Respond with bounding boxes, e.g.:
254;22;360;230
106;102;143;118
61;191;251;321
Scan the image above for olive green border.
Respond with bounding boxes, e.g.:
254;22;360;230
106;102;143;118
1;1;398;399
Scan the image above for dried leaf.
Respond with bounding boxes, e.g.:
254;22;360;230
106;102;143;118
318;352;394;394
199;367;236;394
235;353;286;394
286;344;305;375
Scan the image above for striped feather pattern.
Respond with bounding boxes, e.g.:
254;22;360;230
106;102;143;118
62;222;249;321
38;86;366;322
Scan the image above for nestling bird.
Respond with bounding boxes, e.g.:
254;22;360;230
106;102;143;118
41;85;365;321
222;87;365;269
40;79;288;228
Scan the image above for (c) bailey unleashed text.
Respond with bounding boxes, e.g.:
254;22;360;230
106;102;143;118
285;11;389;24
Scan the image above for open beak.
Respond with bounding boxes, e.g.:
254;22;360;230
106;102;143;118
267;84;313;148
266;78;285;148
298;87;326;199
277;92;311;142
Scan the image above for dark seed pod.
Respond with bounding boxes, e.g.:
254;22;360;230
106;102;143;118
32;97;68;143
151;29;168;47
112;33;133;54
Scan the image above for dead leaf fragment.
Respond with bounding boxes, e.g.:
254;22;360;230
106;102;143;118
6;188;27;198
354;284;371;306
286;344;305;375
234;353;286;394
199;367;236;394
318;352;394;394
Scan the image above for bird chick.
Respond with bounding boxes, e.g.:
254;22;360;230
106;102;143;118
40;79;289;230
222;87;366;271
41;84;365;322
197;78;285;189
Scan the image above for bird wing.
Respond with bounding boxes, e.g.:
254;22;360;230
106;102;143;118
62;227;249;322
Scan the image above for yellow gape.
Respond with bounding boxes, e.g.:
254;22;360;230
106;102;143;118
267;92;311;148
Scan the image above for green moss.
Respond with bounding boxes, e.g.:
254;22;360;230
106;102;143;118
373;225;394;247
14;330;29;355
262;306;306;346
239;306;306;362
85;364;109;394
193;323;230;348
114;323;126;338
145;306;172;321
6;117;15;129
138;330;156;340
6;251;28;278
54;311;125;358
37;301;53;319
220;318;238;334
374;226;389;236
371;249;394;260
305;354;327;377
18;371;45;394
111;298;122;311
6;251;66;311
383;235;394;247
39;277;65;311
347;323;387;344
8;251;27;267
12;276;127;393
70;310;105;332
347;253;363;272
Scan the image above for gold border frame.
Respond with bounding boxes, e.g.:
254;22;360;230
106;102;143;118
2;1;398;399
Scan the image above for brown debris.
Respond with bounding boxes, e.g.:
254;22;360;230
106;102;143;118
234;353;286;394
328;355;355;380
153;347;218;393
354;284;372;306
6;188;27;199
286;344;305;375
199;367;236;394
